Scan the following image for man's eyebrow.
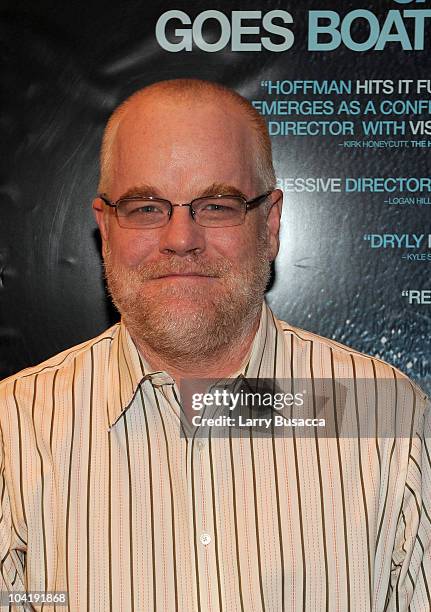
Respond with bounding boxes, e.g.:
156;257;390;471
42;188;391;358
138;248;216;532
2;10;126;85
118;183;248;200
198;183;247;199
119;185;162;199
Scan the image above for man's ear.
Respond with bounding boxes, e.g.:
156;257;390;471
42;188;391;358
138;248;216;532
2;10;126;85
92;198;109;242
266;189;283;261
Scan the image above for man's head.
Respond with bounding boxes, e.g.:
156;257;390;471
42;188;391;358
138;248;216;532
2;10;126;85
93;79;283;364
98;79;276;195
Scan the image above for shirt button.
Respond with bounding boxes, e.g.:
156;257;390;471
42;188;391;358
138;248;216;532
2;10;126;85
196;440;205;451
200;533;212;546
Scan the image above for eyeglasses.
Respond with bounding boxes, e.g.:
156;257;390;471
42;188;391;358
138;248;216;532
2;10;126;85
97;191;273;229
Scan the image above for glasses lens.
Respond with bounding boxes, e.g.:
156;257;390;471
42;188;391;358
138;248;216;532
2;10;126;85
116;198;170;228
193;197;245;227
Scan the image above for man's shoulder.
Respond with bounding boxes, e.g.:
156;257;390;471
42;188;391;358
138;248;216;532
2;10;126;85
274;315;428;402
0;324;120;393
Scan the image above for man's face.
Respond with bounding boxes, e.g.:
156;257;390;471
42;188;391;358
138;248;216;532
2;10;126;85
93;94;282;361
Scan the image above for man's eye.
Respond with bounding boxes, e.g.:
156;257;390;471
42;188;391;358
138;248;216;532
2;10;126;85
202;204;232;212
136;205;161;213
128;204;165;215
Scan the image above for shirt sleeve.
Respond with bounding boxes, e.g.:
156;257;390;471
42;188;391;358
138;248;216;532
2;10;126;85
387;396;431;611
0;426;26;610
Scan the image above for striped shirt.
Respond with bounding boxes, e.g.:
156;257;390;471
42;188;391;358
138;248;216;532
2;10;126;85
0;302;429;611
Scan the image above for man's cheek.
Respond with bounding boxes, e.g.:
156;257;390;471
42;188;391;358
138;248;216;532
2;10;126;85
108;236;158;268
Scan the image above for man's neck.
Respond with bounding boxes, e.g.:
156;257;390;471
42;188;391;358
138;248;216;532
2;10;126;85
130;314;261;384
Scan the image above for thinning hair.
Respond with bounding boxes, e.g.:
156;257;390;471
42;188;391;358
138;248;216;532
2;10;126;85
98;79;276;195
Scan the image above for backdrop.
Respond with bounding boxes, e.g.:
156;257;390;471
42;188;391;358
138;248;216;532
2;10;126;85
1;0;430;394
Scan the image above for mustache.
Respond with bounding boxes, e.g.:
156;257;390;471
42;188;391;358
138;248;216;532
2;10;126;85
140;257;232;279
106;253;233;281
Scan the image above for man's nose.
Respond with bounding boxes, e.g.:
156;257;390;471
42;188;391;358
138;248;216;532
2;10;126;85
158;205;206;256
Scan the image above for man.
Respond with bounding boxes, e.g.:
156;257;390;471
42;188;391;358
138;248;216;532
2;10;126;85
0;79;429;611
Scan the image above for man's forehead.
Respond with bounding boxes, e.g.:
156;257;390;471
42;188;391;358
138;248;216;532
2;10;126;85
116;92;252;144
109;93;258;198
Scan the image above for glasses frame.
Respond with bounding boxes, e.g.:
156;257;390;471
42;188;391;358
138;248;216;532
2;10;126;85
97;190;273;229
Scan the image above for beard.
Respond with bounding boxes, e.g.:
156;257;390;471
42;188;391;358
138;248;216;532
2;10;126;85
103;232;271;365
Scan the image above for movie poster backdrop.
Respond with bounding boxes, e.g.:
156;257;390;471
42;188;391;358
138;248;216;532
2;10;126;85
1;0;430;394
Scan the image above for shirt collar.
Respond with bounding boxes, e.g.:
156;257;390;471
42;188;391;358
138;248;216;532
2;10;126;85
106;301;286;430
106;323;174;430
238;300;282;379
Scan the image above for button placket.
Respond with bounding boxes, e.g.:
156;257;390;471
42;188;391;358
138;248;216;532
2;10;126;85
189;433;221;609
